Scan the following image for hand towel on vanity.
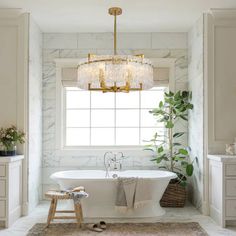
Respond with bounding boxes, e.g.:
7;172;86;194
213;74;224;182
115;177;137;212
134;178;152;209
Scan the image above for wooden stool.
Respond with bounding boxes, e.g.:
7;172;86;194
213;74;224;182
45;187;85;227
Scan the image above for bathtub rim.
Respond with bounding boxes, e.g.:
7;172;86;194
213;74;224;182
50;169;177;181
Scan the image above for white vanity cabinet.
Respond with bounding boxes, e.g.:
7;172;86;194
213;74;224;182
208;155;236;227
0;155;24;227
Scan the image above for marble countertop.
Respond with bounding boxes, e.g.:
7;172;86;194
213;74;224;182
0;155;24;163
208;154;236;162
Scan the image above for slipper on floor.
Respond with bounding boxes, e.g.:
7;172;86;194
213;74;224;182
87;224;103;232
99;221;107;230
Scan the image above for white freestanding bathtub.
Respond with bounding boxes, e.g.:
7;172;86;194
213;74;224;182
50;170;176;218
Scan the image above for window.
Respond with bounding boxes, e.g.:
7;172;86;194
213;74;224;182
64;87;166;147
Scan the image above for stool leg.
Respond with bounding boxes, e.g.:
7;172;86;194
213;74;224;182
47;198;56;227
78;204;83;222
74;203;82;228
52;199;57;221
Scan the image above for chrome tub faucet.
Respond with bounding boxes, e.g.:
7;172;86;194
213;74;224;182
104;151;126;177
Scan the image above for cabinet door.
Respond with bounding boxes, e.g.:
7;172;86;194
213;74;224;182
0;180;6;197
0;165;6;177
226;165;236;176
226;200;236;217
0;200;6;218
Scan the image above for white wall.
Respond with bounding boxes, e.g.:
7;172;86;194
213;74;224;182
0;11;29;214
28;16;42;212
188;16;204;212
42;32;188;197
188;10;236;215
206;10;236;154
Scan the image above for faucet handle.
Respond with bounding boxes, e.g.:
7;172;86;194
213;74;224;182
116;152;125;159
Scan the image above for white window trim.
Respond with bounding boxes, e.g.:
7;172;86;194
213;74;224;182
55;58;176;155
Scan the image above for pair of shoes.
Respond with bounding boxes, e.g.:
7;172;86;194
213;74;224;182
87;221;106;232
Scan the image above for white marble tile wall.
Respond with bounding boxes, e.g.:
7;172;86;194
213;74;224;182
28;16;43;211
42;32;188;198
188;16;204;212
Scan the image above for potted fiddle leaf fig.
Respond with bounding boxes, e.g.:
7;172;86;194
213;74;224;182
144;90;194;207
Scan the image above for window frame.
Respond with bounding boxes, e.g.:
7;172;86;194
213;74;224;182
55;58;176;155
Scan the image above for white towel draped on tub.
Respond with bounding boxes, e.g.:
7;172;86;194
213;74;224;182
115;177;152;213
134;178;152;209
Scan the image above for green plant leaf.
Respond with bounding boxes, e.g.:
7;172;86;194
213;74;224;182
187;104;194;110
180;181;187;187
173;142;181;146
159;101;163;108
179;149;188;155
166;121;174;128
186;164;194;176
156;157;163;163
174;156;186;161
143;148;154;152
159;166;167;169
158;146;164;153
154;132;158;139
179;115;188;121
173;132;185;138
182;91;189;98
174;91;181;100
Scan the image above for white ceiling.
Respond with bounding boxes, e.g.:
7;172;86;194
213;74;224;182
0;0;236;32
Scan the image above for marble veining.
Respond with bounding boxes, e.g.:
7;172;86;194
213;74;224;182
42;32;189;198
188;16;204;211
28;17;43;212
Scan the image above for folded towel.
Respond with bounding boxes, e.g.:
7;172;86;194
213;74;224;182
134;178;152;209
115;177;152;212
69;190;89;205
63;189;89;205
115;177;137;212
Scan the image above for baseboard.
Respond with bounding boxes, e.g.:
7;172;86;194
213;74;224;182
22;202;29;216
210;205;221;225
202;200;210;215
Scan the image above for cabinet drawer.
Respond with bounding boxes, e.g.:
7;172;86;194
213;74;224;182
226;200;236;217
0;180;6;198
0;200;6;218
226;179;236;196
226;164;236;176
0;165;6;177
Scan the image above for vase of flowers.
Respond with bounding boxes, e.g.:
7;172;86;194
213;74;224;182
0;125;25;156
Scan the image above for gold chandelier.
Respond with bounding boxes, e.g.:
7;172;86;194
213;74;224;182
77;7;153;93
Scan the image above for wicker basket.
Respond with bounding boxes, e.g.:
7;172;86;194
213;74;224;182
160;182;187;207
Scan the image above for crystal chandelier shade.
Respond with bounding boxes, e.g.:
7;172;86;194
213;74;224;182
77;8;154;92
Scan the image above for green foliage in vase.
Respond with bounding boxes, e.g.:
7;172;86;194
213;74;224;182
144;91;194;186
0;125;25;151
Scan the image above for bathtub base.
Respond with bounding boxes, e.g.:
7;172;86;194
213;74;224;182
67;201;165;218
84;204;165;218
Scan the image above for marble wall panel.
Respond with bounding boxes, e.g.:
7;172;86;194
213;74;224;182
42;32;189;196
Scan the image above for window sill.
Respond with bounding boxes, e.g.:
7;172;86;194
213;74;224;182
56;146;151;157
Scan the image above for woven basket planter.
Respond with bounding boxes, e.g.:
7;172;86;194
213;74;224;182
160;182;187;207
